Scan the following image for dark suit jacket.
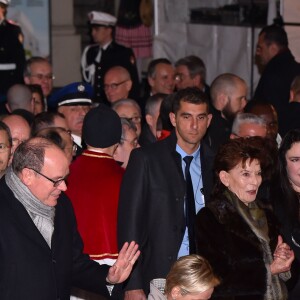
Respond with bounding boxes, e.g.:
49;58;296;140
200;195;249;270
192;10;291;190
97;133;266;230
280;102;300;138
117;130;215;293
83;41;140;103
0;178;110;300
254;49;300;135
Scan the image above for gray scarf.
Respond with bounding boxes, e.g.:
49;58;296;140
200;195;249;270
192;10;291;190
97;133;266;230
225;190;289;300
5;166;55;248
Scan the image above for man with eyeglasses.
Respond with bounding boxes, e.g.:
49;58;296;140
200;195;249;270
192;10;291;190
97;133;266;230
0;120;12;178
81;11;139;104
175;55;210;99
48;82;93;157
104;66;133;104
112;98;142;137
24;56;54;100
66;106;126;299
0;136;140;299
114;118;140;169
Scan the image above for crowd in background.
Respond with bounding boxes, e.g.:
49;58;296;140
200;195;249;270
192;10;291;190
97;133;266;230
2;0;300;299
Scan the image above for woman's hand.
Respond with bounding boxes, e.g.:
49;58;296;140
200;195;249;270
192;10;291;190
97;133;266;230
270;235;294;275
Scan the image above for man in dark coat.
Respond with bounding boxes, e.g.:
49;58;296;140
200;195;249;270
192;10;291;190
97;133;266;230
118;87;215;300
0;136;140;300
254;24;300;135
0;0;25;96
81;11;139;104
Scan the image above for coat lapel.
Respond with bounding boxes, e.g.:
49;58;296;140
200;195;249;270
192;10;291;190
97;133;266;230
3;181;52;252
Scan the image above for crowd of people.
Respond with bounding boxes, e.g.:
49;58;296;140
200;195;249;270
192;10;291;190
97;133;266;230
2;0;300;299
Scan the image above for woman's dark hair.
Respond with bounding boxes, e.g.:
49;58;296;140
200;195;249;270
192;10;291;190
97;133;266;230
212;137;266;197
277;129;300;226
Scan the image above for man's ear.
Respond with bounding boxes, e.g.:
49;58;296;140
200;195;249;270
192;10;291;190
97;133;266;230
219;170;230;187
145;114;153;127
148;76;155;88
24;76;30;85
20;168;35;186
169;112;176;127
269;43;280;57
5;103;11;113
206;113;212;128
125;80;133;92
193;74;202;87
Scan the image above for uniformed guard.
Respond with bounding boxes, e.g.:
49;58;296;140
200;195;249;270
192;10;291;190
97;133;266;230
81;11;140;104
48;82;93;157
0;0;26;96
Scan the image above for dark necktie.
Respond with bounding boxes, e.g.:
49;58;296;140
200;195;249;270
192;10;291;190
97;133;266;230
183;156;196;254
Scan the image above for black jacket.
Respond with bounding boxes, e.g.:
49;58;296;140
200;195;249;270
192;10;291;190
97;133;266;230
118;131;215;293
254;50;300;135
0;178;110;300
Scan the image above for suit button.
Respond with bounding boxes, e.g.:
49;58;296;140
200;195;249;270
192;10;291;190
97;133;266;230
175;197;179;202
168;256;173;261
52;259;56;263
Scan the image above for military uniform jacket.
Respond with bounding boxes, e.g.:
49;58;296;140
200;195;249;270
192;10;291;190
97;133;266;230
0;20;25;95
81;41;139;103
0;178;110;300
117;131;215;293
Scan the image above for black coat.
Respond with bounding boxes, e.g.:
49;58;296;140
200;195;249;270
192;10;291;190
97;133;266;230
82;41;140;103
196;195;283;300
0;20;25;95
0;179;110;300
280;102;300;138
272;184;300;300
118;131;215;293
254;50;300;135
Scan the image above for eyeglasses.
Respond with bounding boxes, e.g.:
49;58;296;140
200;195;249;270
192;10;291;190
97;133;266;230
27;167;66;187
103;79;128;91
120;138;139;148
30;73;55;81
126;116;142;124
175;73;189;82
0;143;11;153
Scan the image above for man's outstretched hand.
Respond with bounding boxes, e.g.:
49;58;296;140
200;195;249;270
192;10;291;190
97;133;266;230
106;241;140;284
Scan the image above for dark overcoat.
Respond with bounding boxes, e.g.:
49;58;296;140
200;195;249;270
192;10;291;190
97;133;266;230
0;178;110;300
117;131;215;293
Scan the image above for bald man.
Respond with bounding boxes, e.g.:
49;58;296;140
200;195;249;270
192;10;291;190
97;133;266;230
6;84;34;113
104;66;133;104
204;73;248;153
2;114;30;161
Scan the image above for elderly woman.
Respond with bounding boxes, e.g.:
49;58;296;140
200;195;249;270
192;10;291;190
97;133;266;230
148;255;220;300
196;137;294;300
272;129;300;299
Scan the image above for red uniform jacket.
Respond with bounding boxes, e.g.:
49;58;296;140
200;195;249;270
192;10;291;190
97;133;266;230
66;150;124;260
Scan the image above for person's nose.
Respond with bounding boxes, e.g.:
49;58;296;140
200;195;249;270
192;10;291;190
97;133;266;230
190;118;198;130
58;180;67;192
